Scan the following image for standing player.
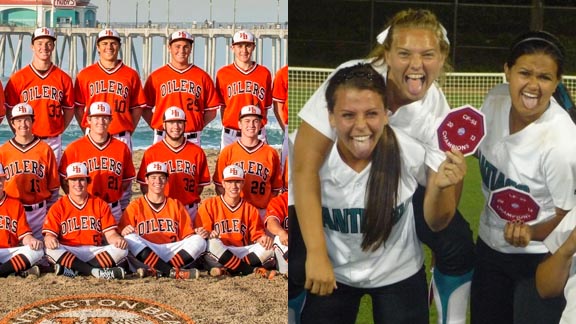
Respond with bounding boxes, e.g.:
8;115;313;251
44;162;128;280
4;27;74;163
120;161;208;279
215;29;272;148
195;164;275;278
138;107;211;222
470;31;576;324
265;191;288;276
60;102;135;222
0;162;44;278
213;105;283;217
143;30;221;146
0;103;60;240
272;65;289;174
74;28;147;149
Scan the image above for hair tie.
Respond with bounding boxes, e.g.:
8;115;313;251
376;24;450;45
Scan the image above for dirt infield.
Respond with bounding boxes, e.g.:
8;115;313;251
0;272;288;323
0;148;287;323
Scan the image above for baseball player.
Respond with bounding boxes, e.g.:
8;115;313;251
213;105;283;217
471;31;576;324
195;164;276;278
4;27;74;163
215;29;273;148
43;162;128;279
137;107;211;222
60;101;135;222
272;65;289;175
119;161;208;280
142;30;221;146
293;9;475;324
74;28;147;150
293;63;465;323
265;191;288;275
0;162;44;278
0;82;5;124
0;103;60;240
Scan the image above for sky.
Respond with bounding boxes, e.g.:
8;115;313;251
88;0;288;24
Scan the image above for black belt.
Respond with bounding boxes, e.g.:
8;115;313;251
187;203;196;208
110;201;119;208
224;128;241;137
24;201;44;212
115;131;127;137
156;130;198;139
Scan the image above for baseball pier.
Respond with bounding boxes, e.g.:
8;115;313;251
0;24;288;80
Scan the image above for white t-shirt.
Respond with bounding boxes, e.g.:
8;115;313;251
478;83;576;254
543;209;576;324
298;58;450;175
319;127;426;288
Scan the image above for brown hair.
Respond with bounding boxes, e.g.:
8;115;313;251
325;63;401;252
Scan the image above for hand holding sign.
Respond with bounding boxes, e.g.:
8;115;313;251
437;105;486;156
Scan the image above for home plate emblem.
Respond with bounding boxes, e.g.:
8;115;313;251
489;187;540;222
437;105;486;156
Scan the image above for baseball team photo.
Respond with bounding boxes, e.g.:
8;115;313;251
0;0;288;323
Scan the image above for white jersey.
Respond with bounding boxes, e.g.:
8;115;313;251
543;209;576;324
319;127;425;288
478;83;576;254
298;58;449;174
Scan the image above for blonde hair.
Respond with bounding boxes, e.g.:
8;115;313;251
368;9;451;72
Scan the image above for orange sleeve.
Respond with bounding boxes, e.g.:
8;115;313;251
176;200;195;240
246;202;265;242
194;200;214;233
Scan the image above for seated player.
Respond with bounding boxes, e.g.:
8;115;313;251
265;191;288;276
43;162;128;279
119;161;208;279
195;164;276;278
0;162;44;278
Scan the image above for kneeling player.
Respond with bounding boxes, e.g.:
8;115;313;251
43;163;128;279
0;163;44;278
195;165;275;278
119;162;208;279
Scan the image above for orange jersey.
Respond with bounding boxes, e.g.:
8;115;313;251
272;65;288;125
213;141;282;209
195;196;264;247
215;62;272;129
59;135;135;203
119;195;195;244
265;191;288;231
0;194;32;248
43;194;117;247
0;138;59;204
74;61;147;135
144;63;221;132
137;139;210;205
0;81;5;123
4;64;74;137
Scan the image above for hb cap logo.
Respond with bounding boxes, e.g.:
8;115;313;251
169;30;194;44
239;105;262;119
32;27;56;42
223;164;245;181
89;102;112;117
11;103;34;119
232;30;255;45
66;162;89;180
146;161;169;176
97;28;121;43
163;106;186;122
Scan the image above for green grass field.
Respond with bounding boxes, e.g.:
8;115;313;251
355;157;484;324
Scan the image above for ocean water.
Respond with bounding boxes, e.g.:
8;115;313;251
0;113;283;151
